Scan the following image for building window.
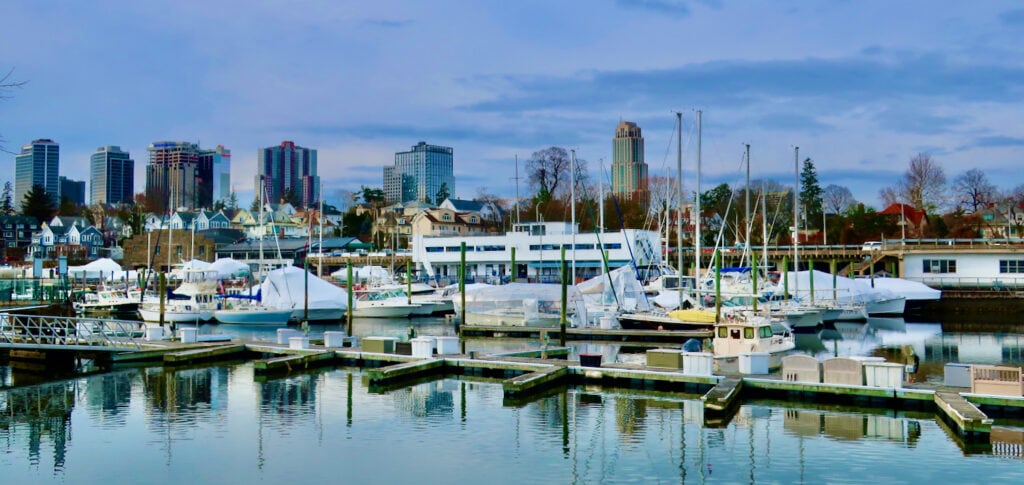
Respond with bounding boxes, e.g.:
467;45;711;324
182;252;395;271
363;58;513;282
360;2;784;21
999;260;1024;274
603;243;622;250
922;259;956;274
426;246;444;253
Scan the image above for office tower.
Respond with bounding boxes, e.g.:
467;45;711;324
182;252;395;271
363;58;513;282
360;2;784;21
200;145;231;205
58;176;86;205
90;146;134;205
383;141;454;204
14;139;59;206
611;121;648;202
146;141;201;212
256;141;319;208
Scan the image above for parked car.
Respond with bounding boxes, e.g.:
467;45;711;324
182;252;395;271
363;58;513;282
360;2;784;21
861;241;883;251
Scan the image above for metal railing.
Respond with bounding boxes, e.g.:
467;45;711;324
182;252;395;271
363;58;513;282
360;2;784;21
0;313;145;351
902;276;1024;290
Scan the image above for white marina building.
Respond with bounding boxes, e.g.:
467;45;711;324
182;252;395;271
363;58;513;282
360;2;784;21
412;221;661;285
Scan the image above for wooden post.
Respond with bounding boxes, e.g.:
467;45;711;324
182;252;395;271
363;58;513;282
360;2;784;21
407;264;412;305
346;259;353;336
831;259;838;301
158;272;166;327
809;258;815;304
560;245;567;347
510;246;516;283
870;257;875;288
303;251;310;326
782;255;790;300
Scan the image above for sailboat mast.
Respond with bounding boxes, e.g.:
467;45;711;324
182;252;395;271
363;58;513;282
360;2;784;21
793;146;800;300
259;175;265;280
695;110;703;292
599;158;605;232
318;180;324;277
762;183;768;270
675;111;683;303
514;154;521;226
570;149;576;281
745;143;751;266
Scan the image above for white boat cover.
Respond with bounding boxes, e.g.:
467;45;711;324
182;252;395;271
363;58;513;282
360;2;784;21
780;270;901;304
860;276;941;301
330;265;392;283
209;258;250;279
68;258;123;279
453;282;586;324
577;266;652;312
260;266;348;311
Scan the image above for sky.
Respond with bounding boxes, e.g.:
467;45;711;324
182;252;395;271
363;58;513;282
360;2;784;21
1;0;1023;210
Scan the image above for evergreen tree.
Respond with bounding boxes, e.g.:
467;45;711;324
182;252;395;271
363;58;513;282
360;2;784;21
799;158;823;228
227;190;238;209
0;181;13;215
20;184;56;223
435;182;450;205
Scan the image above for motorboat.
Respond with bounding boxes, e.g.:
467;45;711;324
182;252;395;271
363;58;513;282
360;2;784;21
712;311;796;359
213;299;293;326
352;288;421;318
74;288;139;315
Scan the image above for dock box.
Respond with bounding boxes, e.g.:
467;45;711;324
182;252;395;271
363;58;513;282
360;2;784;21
411;337;433;358
646;349;683;369
782;354;821;383
739;352;769;375
944;363;972;388
144;326;165;341
180;327;198;344
435;336;460;355
682;352;714;376
971;365;1024;397
864;362;904;389
324;331;356;348
823;358;863;386
362;337;396;354
289;336;310;350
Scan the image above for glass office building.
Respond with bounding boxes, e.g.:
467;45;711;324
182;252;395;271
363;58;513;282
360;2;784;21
14;139;60;206
90;146;134;205
383;142;454;204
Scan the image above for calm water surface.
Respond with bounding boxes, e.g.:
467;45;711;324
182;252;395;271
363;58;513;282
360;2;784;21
1;316;1023;483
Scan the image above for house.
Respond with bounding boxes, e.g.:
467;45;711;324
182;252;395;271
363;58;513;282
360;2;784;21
143;214;166;232
230;209;257;231
49;215;90;229
878;203;928;238
978;202;1024;239
170;211;197;230
411;207;488;238
196;210;231;231
0;215;40;261
32;222;105;260
439;198;503;224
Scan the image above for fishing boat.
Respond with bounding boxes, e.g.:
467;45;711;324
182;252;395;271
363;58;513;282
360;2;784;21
712;311;796;360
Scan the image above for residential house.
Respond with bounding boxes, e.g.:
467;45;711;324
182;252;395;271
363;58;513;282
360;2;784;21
32;222;104;260
978;202;1024;239
196;210;231;231
411;207;488;238
170;211;197;230
143;214;167;232
439;198;503;224
49;215;90;229
0;215;40;262
878;203;928;238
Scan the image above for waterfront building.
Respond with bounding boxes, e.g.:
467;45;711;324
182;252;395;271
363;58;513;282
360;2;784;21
899;245;1024;289
146;141;201;211
256;141;319;209
202;145;231;205
90;146;134;206
58;176;85;205
121;229;217;271
412;221;660;285
14;139;59;206
383;142;454;205
610;121;648;203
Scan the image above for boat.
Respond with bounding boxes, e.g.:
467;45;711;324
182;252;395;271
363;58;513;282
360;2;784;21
352;288;421;318
138;269;219;323
213;298;293;325
259;266;348;322
73;287;139;315
859;276;940;315
712;311;796;359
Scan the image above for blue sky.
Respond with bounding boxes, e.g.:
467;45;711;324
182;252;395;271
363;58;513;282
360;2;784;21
2;0;1022;209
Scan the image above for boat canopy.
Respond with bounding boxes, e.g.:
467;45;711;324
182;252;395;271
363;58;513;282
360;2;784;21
577;266;651;312
260;266;348;311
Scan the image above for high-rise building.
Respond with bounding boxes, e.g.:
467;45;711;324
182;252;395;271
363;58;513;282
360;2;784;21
383;141;454;204
256;141;319;208
611;121;648;202
90;146;134;206
201;145;231;204
146;141;201;212
58;176;86;205
14;139;59;206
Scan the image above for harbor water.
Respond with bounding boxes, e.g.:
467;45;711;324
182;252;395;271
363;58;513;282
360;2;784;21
1;316;1024;483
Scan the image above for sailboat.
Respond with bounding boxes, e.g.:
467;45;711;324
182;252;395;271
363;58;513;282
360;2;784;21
213;176;292;326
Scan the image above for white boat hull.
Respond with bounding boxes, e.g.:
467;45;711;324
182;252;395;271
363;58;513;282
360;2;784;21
288;307;347;322
352;303;418;318
138;307;206;323
867;297;906;316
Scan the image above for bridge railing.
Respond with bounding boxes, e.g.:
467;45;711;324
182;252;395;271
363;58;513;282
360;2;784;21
0;313;145;350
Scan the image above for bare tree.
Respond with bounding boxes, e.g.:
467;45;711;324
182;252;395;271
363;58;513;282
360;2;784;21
878;185;900;208
1;68;28;153
952;168;997;213
896;153;947;213
526;147;570;202
823;184;856;214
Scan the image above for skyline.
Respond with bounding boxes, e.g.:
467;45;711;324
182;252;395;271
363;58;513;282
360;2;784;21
2;1;1023;210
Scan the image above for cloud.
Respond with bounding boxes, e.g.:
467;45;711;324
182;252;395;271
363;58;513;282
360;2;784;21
875;107;962;135
755;113;834;133
973;135;1024;148
616;0;691;17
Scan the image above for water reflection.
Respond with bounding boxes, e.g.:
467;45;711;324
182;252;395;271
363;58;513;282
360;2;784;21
0;379;75;473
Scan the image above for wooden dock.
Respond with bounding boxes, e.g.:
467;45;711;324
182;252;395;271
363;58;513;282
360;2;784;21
460;325;711;343
164;344;248;366
935;391;993;437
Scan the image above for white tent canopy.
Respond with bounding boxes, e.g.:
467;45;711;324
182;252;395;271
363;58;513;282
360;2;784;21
330;265;392;284
68;258;123;279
